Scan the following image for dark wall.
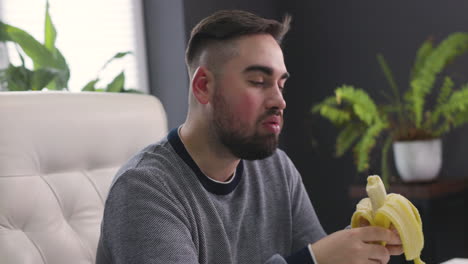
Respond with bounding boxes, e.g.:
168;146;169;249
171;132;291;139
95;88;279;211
280;0;468;233
183;0;282;39
143;0;188;129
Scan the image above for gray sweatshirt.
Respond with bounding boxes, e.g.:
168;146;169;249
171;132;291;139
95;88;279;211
96;129;326;264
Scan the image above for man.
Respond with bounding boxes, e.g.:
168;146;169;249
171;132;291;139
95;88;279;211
96;10;403;264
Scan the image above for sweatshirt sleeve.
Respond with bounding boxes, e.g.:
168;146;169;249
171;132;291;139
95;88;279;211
282;151;327;256
267;246;316;264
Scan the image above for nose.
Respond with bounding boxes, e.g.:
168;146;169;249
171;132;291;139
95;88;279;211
266;84;286;111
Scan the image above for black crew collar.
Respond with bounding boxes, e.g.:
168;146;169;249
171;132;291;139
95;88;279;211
167;128;243;195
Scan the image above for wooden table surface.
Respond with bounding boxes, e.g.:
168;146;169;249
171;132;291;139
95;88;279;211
349;177;468;199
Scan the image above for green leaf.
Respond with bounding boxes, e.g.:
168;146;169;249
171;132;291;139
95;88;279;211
437;77;455;106
411;39;433;80
377;54;400;101
81;79;99;91
434;121;451;136
44;1;70;89
44;0;57;53
113;51;133;59
380;135;393;188
49;49;70;89
312;96;353;126
6;79;27;91
15;44;26;67
311;96;337;113
335;85;381;125
0;21;69;90
31;68;57;90
0;22;54;69
452;108;468;128
407;32;468;128
106;71;125;92
433;83;468;135
2;64;32;91
0;25;8;41
440;83;468;113
354;121;388;172
121;88;143;94
335;123;364;157
377;54;405;127
431;76;454;124
100;51;132;71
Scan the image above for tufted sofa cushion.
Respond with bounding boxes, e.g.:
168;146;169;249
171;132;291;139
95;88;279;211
0;92;167;264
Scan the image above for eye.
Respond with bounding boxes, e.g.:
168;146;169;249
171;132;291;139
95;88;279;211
249;80;265;87
279;82;286;93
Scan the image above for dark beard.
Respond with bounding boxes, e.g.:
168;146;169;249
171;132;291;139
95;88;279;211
216;128;279;160
212;89;280;160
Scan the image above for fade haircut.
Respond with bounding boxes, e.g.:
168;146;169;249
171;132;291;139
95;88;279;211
185;10;291;77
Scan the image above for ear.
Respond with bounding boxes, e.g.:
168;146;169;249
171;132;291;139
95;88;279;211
191;66;214;105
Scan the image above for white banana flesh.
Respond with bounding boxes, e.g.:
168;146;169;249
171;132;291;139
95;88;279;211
351;175;425;264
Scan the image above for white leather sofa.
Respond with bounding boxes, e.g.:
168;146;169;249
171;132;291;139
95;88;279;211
0;92;167;264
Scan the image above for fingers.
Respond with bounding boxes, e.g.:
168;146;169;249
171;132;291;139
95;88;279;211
359;226;401;245
364;243;390;264
386;225;403;256
386;245;404;255
388;225;401;244
358;225;404;257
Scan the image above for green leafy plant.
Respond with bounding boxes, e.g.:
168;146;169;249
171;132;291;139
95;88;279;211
0;1;138;93
0;2;69;90
312;32;468;186
81;51;142;94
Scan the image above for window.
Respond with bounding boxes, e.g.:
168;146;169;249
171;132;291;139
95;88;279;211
0;0;149;93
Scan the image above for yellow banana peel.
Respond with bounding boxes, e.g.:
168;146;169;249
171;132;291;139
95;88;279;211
351;175;425;264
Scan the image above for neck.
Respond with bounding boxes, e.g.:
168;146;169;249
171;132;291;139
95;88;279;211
179;121;239;182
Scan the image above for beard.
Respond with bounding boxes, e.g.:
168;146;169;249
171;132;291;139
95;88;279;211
212;88;281;160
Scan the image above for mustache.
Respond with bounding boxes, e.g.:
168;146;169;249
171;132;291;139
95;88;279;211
258;108;282;122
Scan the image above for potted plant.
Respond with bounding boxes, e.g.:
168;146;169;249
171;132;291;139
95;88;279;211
0;1;69;91
81;51;142;94
0;1;138;93
312;32;468;186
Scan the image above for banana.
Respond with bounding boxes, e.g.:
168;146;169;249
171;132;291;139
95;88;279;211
351;175;425;264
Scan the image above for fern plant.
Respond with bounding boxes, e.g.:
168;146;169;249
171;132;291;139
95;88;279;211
312;32;468;186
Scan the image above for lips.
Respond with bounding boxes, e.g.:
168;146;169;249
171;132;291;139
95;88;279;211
261;115;282;134
263;115;281;125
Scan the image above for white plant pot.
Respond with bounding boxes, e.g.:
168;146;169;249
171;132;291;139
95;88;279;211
393;139;442;182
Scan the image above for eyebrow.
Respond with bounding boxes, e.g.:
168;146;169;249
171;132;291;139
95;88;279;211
243;65;290;80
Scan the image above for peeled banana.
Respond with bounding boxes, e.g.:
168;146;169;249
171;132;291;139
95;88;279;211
351;175;425;264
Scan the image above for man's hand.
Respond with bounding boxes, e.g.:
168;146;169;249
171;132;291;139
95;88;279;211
310;226;403;264
358;218;404;256
385;226;404;256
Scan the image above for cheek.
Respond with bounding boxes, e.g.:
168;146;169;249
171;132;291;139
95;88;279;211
231;93;261;122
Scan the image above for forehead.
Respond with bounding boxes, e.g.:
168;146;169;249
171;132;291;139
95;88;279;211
227;34;287;75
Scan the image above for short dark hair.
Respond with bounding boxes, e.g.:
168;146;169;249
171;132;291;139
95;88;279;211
185;10;291;75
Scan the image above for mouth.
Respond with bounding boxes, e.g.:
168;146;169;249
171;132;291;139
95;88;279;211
261;116;282;134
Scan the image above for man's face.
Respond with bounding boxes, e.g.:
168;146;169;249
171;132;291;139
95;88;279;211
210;34;289;160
